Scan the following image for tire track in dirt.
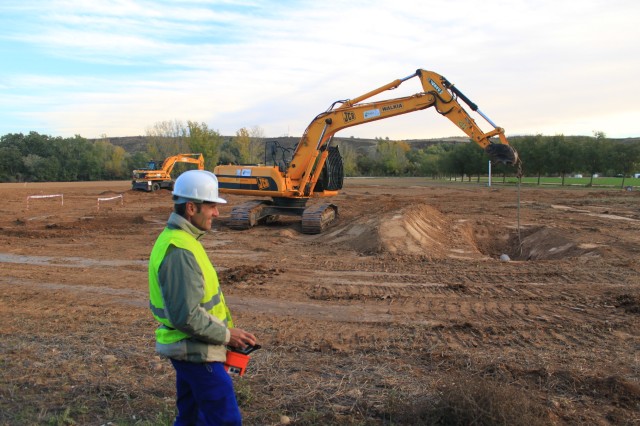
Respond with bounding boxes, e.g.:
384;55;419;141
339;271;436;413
265;267;637;354
1;255;631;357
3;265;620;347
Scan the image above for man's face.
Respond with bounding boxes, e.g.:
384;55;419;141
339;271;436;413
187;201;219;231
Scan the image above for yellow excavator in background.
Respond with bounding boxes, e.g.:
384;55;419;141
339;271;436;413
132;153;204;192
214;69;521;233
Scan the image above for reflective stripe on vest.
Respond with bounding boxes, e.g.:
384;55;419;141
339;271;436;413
148;289;223;320
148;227;233;344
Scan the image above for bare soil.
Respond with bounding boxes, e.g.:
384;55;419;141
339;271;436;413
0;178;639;425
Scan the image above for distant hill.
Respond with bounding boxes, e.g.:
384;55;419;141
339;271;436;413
100;136;148;152
97;135;640;156
98;135;471;155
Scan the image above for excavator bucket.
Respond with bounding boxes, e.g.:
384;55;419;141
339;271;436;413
484;143;519;165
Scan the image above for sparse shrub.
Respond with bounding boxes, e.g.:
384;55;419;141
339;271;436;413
389;376;548;426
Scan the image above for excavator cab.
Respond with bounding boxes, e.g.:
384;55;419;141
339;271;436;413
146;160;161;170
264;140;296;171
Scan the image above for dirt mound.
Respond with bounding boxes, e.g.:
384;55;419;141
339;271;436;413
379;204;482;258
319;205;603;262
318;204;486;259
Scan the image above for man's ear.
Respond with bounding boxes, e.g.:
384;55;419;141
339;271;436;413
184;201;197;216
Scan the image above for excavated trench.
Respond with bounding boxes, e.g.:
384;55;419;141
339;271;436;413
316;204;602;261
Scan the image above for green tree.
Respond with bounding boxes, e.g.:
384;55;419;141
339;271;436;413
55;135;97;181
92;140;117;180
126;152;149;178
338;142;359;176
248;125;265;164
146;120;189;160
443;142;486;181
23;154;60;181
581;132;612;186
512;134;546;184
23;131;56;158
356;153;376;176
545;134;577;185
5;132;60;181
462;142;487;182
375;139;410;175
219;138;240;165
610;141;640;187
186;121;223;170
0;137;25;181
235;127;251;164
407;144;447;178
0;131;139;182
104;146;128;179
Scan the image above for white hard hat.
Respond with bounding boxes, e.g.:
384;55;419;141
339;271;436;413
172;170;227;204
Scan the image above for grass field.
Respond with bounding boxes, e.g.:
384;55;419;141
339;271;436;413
450;175;640;189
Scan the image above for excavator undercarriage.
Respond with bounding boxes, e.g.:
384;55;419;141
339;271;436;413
224;143;344;234
229;198;338;234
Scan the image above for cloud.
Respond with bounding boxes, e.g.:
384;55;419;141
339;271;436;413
0;0;639;139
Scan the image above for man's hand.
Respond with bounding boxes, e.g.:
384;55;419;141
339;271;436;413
228;328;257;349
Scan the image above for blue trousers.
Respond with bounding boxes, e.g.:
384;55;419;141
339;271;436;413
170;359;242;426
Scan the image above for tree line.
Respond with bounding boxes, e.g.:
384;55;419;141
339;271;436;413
1;121;639;185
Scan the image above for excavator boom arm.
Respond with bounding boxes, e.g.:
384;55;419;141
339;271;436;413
161;153;205;175
288;69;518;195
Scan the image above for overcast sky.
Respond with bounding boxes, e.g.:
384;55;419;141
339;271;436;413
1;0;638;141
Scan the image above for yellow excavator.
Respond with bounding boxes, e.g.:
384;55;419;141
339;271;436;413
214;69;520;233
132;153;204;192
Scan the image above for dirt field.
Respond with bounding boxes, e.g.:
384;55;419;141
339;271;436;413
1;178;639;425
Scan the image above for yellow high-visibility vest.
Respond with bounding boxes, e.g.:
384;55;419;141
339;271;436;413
149;228;233;344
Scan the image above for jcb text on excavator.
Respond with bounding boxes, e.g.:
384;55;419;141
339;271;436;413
214;69;520;233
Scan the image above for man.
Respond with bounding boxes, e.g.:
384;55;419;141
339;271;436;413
149;169;257;425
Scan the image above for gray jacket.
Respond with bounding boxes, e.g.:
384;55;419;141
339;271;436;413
155;212;230;363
